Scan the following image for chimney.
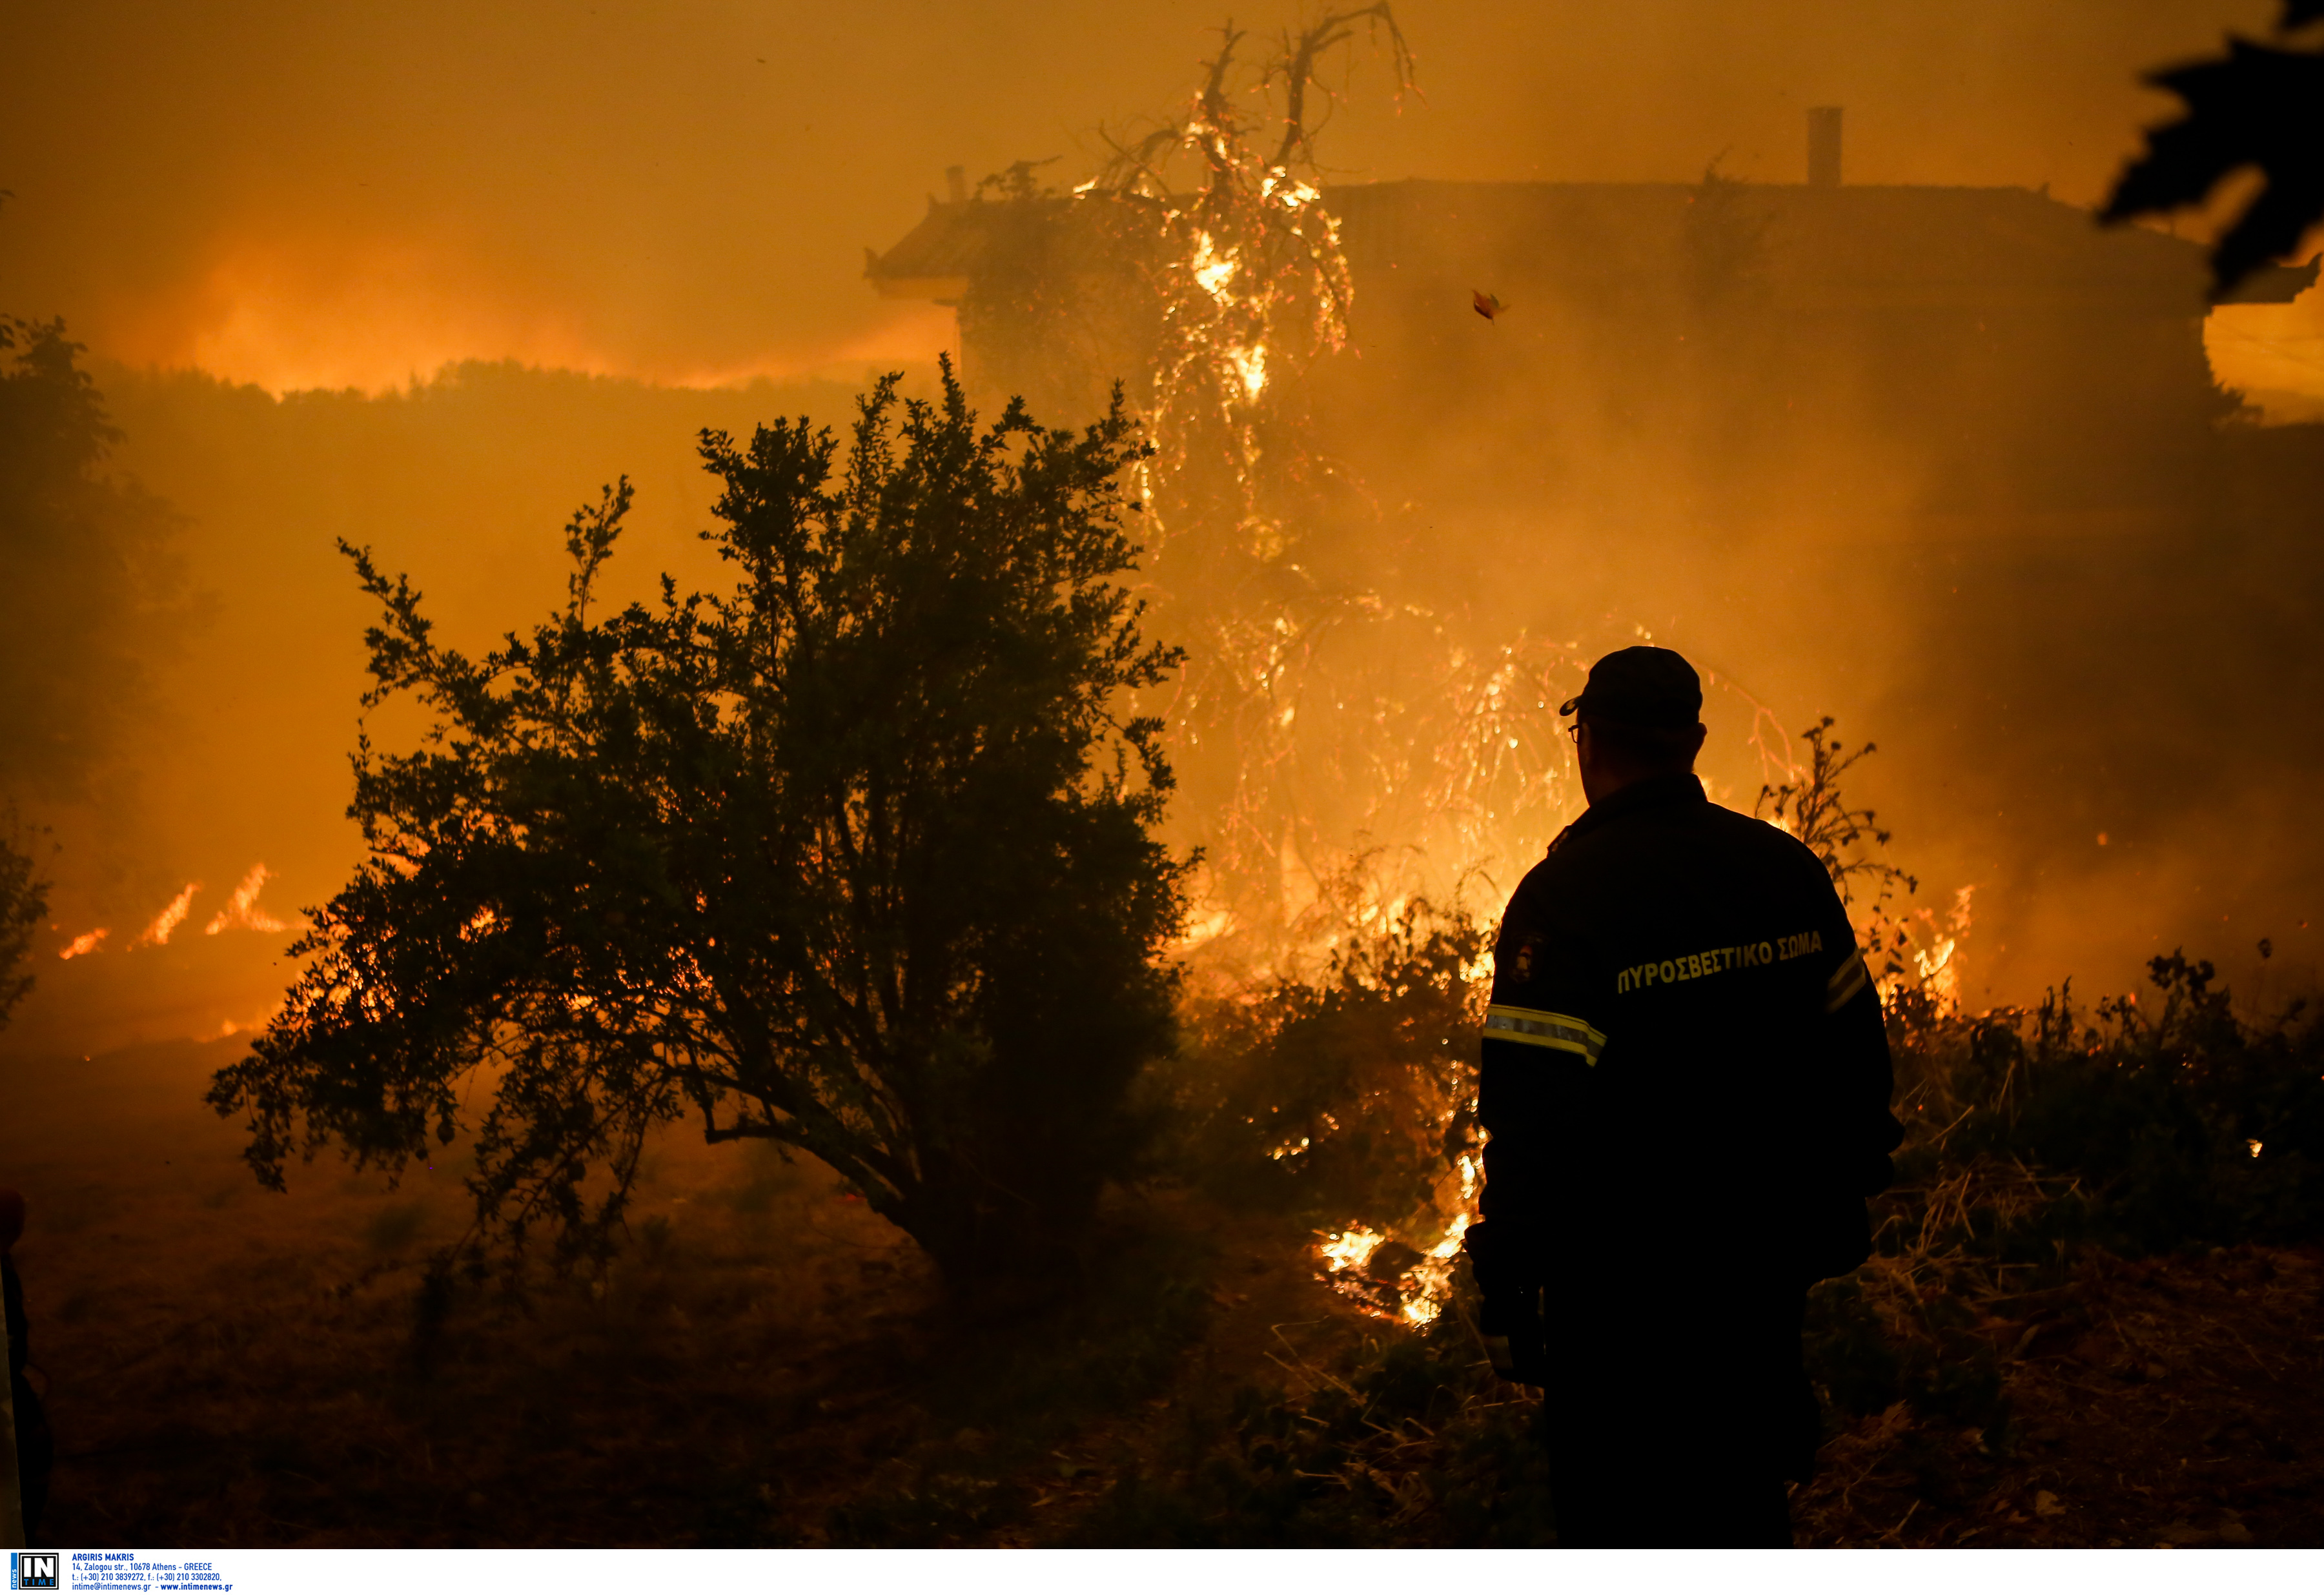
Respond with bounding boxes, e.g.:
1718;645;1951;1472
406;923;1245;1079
1806;107;1842;188
946;165;968;205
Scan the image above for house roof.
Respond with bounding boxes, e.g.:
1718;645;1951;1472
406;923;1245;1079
865;180;2316;312
864;198;1069;303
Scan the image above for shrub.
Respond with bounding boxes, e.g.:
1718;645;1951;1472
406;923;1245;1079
210;363;1188;1289
1162;898;1486;1239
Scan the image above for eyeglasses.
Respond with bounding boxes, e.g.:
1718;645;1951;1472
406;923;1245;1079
1563;722;1584;744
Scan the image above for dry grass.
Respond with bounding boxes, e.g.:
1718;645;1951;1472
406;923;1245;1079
6;1031;2322;1547
1793;1243;2324;1547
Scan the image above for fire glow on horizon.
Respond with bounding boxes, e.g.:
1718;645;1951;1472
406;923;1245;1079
105;238;964;399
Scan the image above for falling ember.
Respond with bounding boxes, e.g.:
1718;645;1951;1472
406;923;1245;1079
204;863;290;935
132;883;202;948
2249;1139;2264;1158
58;928;108;960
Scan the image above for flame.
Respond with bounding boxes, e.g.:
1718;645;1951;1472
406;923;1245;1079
205;863;290;936
2249;1139;2264;1158
1311;1139;1483;1326
1316;1223;1383;1277
1397;1210;1477;1327
1258;171;1321;210
201;997;289;1043
1177;905;1234;950
132;883;201;948
1190;231;1240;299
58;928;108;960
1906;884;1977;1006
1225;342;1269;400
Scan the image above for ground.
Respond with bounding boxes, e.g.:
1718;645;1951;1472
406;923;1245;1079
2;1035;2319;1547
1794;1245;2324;1548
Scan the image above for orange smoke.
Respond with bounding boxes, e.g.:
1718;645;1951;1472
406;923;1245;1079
161;238;607;396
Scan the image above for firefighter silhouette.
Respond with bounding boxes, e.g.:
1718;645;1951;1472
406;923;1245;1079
1465;648;1901;1547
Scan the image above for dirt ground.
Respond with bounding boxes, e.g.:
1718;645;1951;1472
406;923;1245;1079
1793;1244;2324;1548
2;1034;2319;1547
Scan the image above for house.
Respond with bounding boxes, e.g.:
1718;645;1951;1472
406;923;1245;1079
868;139;2314;545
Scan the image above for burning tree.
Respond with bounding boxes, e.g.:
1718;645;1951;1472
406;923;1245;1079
1064;10;1575;939
1087;6;1412;551
208;365;1188;1288
936;14;1590;950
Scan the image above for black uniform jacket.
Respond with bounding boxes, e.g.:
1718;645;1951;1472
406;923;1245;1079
1467;773;1903;1329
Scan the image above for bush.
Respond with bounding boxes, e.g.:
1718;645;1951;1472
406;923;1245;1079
210;363;1189;1289
1891;951;2324;1253
1062;1314;1554;1548
1161;898;1485;1238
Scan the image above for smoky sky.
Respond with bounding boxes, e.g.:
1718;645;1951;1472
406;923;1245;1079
0;0;2296;392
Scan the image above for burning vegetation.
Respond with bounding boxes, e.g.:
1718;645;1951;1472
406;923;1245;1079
8;1;2324;1556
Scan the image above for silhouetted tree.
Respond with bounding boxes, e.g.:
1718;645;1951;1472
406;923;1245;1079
2103;1;2324;298
0;314;182;1022
0;815;43;1030
208;363;1188;1288
0;318;183;800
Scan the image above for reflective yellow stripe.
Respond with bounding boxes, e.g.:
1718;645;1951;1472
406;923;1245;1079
1484;1004;1606;1065
1824;951;1870;1014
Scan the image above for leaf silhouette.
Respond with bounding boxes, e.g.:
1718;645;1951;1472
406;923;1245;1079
2101;36;2324;299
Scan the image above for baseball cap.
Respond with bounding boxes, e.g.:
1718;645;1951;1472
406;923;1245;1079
1558;646;1703;729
